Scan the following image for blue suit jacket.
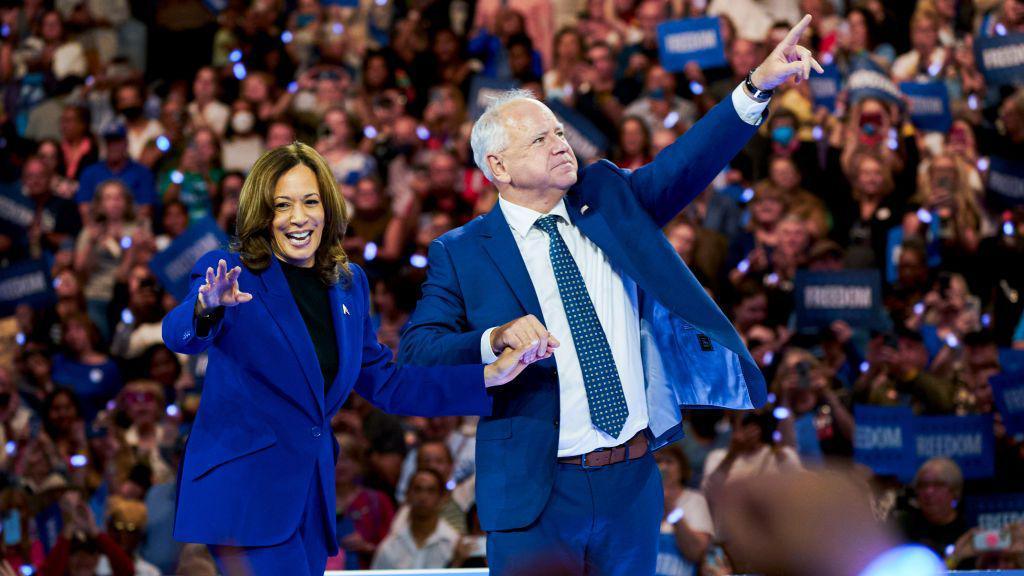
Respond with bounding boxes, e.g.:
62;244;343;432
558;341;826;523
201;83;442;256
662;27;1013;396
163;250;491;550
398;97;767;532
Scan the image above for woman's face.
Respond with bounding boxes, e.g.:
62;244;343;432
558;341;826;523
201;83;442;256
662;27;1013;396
162;204;188;237
37;141;60;171
751;196;785;225
620;120;647;157
335;445;359;483
148;349;179;386
98;185;127;220
242;76;269;103
769;159;800;190
325;110;350;143
41;12;63;42
556;32;581;64
364;57;389;90
271;164;325;268
654;452;683;485
64;321;91;354
778;219;809;255
48;393;79;432
60;109;85;141
847;11;868;49
856;157;885;197
123;387;160;424
667;223;696;260
353;179;382;212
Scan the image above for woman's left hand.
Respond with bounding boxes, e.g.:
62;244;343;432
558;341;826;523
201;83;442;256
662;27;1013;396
483;340;553;388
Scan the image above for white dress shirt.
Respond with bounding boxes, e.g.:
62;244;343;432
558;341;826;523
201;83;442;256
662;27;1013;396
480;85;768;458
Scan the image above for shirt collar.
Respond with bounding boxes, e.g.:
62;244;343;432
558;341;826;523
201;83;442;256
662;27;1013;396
497;195;572;240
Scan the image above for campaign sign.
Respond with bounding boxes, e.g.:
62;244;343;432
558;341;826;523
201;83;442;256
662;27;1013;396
986;156;1024;208
0;185;35;231
795;270;883;329
0;259;56;316
991;373;1024;437
467;76;519;120
913;414;994;479
657;17;726;71
900;82;952;133
1000;348;1024;375
847;56;902;105
966;494;1024;530
545;99;610;160
855;405;915;479
322;0;359;5
974;32;1024;87
810;63;841;112
149;218;229;301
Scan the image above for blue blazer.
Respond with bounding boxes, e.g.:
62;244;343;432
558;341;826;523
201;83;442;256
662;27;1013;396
398;97;768;532
162;250;491;551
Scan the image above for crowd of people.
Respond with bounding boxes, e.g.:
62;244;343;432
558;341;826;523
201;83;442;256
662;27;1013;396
1;0;1023;574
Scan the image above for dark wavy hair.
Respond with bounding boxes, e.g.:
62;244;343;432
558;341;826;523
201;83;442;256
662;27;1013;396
231;142;351;286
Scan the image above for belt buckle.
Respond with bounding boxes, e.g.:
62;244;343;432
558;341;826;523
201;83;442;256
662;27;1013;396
580;451;596;469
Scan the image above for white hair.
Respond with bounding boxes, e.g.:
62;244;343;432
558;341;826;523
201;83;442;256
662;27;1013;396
470;88;539;182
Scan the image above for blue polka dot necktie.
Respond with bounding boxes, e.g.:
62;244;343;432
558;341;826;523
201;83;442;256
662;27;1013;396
535;215;628;438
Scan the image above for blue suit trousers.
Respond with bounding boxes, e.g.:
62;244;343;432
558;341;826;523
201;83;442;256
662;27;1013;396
487;451;663;576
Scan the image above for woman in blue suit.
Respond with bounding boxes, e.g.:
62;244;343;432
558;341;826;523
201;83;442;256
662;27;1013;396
162;142;545;576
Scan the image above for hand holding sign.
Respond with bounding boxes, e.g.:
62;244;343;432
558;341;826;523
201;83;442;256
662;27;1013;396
752;15;824;89
198;258;252;311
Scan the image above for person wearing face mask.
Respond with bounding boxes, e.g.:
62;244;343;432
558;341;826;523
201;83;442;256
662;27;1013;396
161;142;545;576
220;108;266;173
112;82;164;162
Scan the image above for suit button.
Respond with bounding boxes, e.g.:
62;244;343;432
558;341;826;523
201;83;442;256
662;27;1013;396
553;419;559;428
549;368;558;378
183;329;192;340
311;426;321;438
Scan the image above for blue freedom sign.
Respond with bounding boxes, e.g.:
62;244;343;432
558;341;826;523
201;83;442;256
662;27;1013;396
986;156;1024;208
809;63;841;112
847;56;902;105
794;270;883;329
991;373;1024;437
913;414;994;479
966;493;1024;530
1000;348;1024;375
0;259;56;316
467;76;520;121
545;99;610;161
854;405;915;480
657;17;726;71
974;32;1024;87
900;82;952;133
149;218;229;301
0;185;35;232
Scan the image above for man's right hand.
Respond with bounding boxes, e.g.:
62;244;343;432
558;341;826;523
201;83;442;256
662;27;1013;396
490;314;559;363
198;259;253;311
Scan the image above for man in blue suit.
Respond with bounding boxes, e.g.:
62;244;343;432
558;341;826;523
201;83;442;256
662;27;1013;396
398;16;823;575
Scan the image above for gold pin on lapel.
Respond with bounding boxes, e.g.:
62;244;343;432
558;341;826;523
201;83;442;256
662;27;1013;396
342;304;350;316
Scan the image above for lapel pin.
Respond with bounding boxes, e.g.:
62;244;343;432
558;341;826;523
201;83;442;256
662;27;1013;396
342;304;350;316
581;205;589;214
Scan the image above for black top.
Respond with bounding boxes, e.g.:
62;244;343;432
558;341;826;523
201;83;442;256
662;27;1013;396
280;261;339;395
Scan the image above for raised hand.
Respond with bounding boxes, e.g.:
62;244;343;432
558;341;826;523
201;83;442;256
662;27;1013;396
484;339;551;388
752;14;824;90
198;259;253;311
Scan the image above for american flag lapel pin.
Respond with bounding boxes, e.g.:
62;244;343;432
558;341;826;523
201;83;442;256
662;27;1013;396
342;304;350;316
581;205;589;214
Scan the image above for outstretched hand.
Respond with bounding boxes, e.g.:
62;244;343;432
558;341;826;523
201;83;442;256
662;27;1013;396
752;14;824;90
484;339;552;388
198;259;253;311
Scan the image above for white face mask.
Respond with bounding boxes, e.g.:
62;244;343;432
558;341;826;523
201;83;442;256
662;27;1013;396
232;111;255;134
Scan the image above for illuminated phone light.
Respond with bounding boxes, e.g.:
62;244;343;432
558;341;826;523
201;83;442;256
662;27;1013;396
332;23;344;35
771;430;783;443
410;254;428;268
107;400;117;410
773;406;790;420
85;75;95;86
1003;222;1015;237
737;259;750;274
667;507;685;524
822;52;834;65
171;170;185;185
812;125;823;141
916;208;933;224
995;23;1007;36
977;157;990;171
288;81;299;93
689;81;704;95
927;62;942;77
120;235;133;250
166;405;180;417
156;135;171;152
281;30;293;44
766;393;777;404
967;94;978;110
913;302;926;316
233;63;247;81
70;454;88;468
416;126;431;140
375;0;387;6
945;544;955;557
741;187;755;203
20;566;34;576
363;126;378;139
860;361;870;373
363;242;378;261
121;309;134;325
981;313;992;327
229;49;242;63
765;272;779;285
5;441;16;455
762;350;774;365
15;332;25;346
663;111;680;129
446;479;457;491
944;333;959;348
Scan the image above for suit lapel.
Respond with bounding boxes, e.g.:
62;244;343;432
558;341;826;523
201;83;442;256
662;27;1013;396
325;282;352;413
479;207;546;324
564;193;645;289
257;258;325;417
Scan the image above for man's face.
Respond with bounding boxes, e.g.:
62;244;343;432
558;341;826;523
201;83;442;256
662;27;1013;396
587;46;615;80
407;473;442;518
730;40;760;77
429;154;459;192
105;138;128;165
22;160;50;197
490;100;578;196
416;442;453;482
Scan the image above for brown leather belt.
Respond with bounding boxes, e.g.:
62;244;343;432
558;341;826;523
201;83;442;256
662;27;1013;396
558;432;648;468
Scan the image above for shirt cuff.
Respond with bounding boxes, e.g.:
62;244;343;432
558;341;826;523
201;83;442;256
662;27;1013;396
480;327;499;364
731;84;769;126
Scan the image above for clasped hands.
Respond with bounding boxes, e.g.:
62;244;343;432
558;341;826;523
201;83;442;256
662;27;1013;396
484;314;560;388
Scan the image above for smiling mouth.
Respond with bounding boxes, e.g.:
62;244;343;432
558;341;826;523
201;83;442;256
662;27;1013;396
284;230;313;246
